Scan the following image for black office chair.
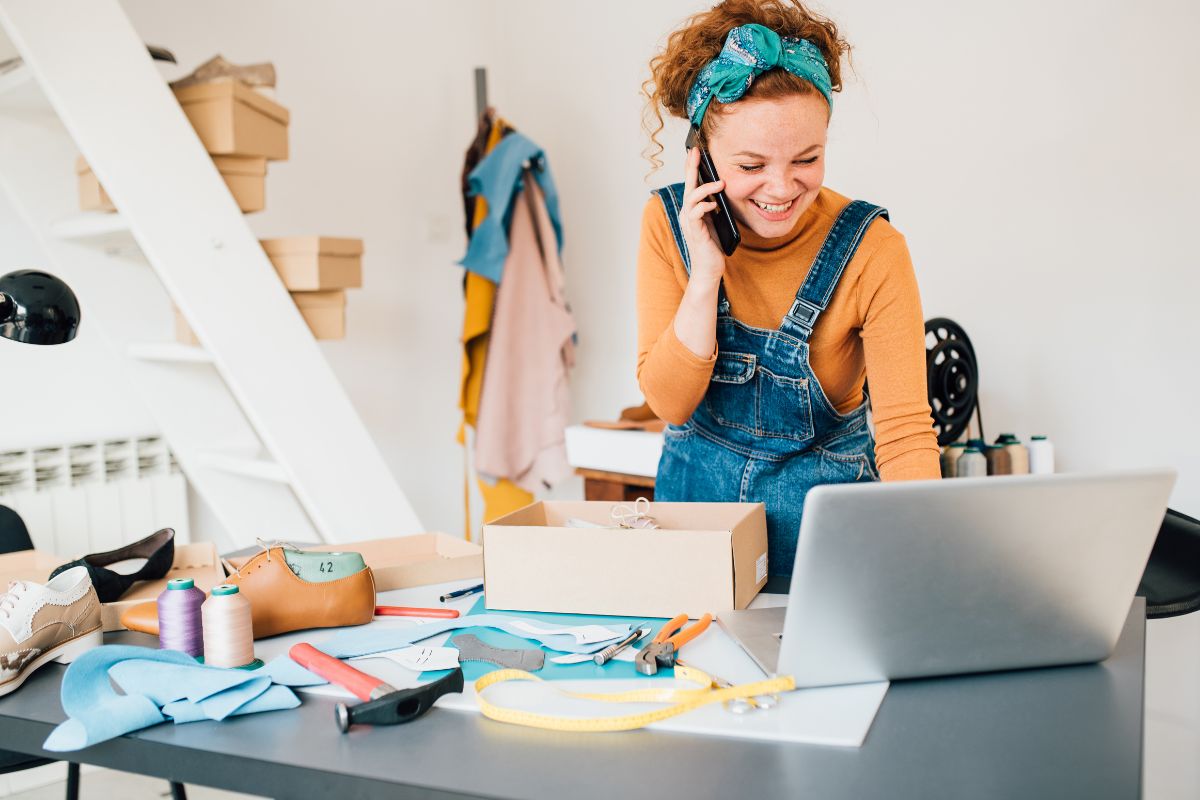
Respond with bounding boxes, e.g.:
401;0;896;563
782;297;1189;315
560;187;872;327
0;504;187;800
1138;508;1200;619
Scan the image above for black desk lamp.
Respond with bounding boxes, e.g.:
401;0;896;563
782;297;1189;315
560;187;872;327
0;269;81;345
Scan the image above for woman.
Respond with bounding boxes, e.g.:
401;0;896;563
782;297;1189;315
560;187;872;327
638;0;940;578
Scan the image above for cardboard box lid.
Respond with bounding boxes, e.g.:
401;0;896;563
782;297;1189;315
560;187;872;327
260;236;364;257
0;549;67;586
172;77;290;125
74;155;92;176
211;154;268;177
290;289;346;308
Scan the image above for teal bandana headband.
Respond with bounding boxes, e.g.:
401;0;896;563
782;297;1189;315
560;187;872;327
685;23;832;125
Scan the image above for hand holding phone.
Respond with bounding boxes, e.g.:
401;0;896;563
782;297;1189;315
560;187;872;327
685;124;740;258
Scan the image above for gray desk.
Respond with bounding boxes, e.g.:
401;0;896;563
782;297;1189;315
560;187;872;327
0;600;1145;800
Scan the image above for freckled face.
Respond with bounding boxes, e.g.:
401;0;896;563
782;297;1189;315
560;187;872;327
705;93;829;239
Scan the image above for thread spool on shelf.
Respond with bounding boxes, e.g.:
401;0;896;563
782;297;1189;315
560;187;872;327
157;578;205;658
201;584;257;669
941;442;967;478
1029;435;1054;474
957;447;987;477
985;444;1012;476
995;434;1030;475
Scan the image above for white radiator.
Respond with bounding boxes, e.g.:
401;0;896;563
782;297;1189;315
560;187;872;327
0;435;189;558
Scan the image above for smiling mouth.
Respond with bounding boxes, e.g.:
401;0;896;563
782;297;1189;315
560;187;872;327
751;199;794;213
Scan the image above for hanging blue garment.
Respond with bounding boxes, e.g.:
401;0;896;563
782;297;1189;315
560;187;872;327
458;132;563;283
42;645;299;752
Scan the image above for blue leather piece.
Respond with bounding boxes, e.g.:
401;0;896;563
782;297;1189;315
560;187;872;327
42;645;298;752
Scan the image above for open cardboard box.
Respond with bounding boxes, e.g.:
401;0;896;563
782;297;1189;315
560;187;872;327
0;549;67;588
101;542;226;632
0;543;225;632
482;501;768;618
223;533;482;592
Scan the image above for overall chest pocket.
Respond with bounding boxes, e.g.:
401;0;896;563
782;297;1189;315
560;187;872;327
704;352;814;442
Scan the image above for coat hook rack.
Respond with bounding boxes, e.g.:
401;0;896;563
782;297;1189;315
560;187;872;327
474;66;487;119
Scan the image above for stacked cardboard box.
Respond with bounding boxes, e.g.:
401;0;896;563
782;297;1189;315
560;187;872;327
174;237;363;342
262;236;363;339
76;77;288;214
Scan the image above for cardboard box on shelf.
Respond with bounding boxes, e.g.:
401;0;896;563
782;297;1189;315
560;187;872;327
102;542;226;632
77;155;266;214
173;77;289;160
173;289;345;343
75;157;116;212
260;236;363;291
211;154;267;213
482;501;768;618
291;289;346;340
172;304;200;345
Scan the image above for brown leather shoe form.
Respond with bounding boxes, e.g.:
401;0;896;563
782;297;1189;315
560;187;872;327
226;547;375;638
120;601;160;635
119;548;376;640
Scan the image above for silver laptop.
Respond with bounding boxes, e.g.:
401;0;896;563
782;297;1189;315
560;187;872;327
718;469;1176;688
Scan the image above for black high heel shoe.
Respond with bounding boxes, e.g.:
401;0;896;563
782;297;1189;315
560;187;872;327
49;528;175;603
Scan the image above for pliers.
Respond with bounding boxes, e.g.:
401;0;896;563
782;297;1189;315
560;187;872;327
634;613;713;676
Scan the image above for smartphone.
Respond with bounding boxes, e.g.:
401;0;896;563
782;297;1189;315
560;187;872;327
686;124;740;257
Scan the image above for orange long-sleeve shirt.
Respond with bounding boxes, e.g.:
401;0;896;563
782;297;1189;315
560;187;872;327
636;185;941;482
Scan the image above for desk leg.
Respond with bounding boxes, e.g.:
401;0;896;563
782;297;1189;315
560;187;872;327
66;762;79;800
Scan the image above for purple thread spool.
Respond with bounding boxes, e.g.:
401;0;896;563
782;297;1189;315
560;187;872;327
157;578;205;658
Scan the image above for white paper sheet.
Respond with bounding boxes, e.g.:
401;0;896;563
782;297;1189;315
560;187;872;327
352;646;460;672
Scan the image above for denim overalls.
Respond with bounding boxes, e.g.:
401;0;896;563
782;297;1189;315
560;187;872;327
652;183;885;578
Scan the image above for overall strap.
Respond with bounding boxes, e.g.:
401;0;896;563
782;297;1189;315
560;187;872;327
653;183;731;315
781;200;889;340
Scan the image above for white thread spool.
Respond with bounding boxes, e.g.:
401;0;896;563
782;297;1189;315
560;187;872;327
1029;435;1055;475
956;447;987;477
201;584;255;668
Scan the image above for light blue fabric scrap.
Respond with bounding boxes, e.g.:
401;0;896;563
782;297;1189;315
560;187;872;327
43;645;298;752
458;132;562;284
163;685;300;724
108;660;263;707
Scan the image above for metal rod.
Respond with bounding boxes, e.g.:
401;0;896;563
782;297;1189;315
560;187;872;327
474;66;487;119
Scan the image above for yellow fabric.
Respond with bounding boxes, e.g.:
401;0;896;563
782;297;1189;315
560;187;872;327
459;119;535;539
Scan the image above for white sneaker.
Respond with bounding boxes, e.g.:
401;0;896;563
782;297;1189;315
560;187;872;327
0;566;103;697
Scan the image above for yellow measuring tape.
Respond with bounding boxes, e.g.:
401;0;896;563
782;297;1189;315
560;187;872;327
474;665;796;732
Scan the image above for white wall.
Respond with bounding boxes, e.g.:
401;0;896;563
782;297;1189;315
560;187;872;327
0;190;155;448
4;0;1196;538
111;0;498;537
487;0;1200;512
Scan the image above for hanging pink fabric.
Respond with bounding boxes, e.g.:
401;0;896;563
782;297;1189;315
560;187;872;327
474;173;576;493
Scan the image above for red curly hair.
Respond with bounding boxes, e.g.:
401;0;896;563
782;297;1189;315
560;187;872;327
642;0;851;172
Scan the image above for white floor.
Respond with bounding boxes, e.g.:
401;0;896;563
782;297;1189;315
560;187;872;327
1;613;1197;800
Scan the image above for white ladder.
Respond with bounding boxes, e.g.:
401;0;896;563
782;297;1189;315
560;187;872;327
0;0;423;545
